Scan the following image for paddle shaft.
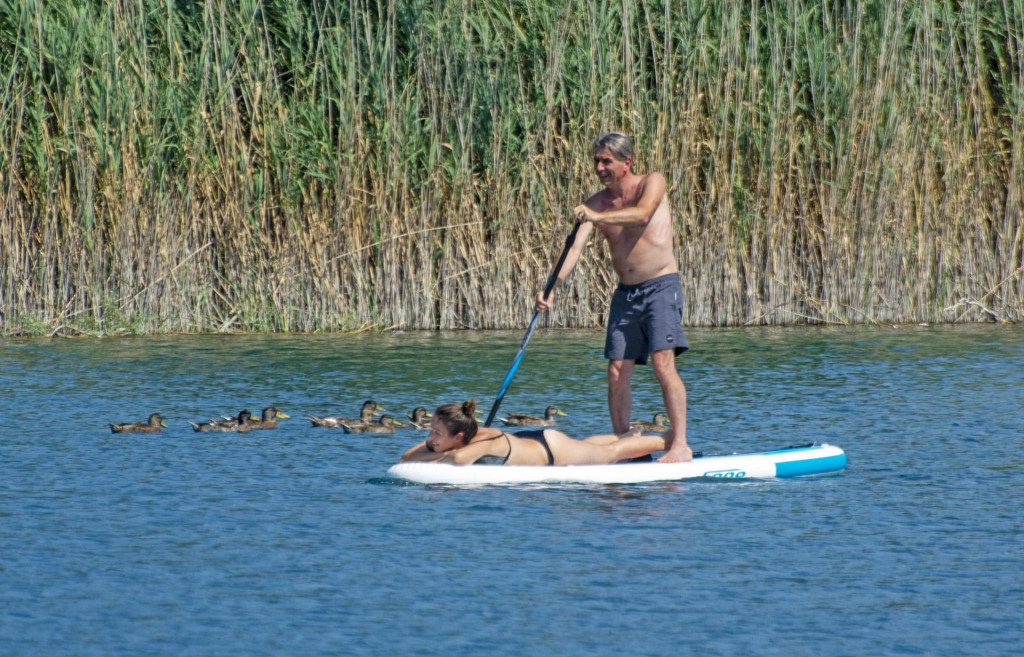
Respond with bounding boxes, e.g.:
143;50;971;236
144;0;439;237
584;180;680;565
484;223;581;427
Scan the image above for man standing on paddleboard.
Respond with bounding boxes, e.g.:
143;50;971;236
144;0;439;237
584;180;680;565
534;132;693;463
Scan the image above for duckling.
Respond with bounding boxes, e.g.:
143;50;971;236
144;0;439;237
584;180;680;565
629;412;670;433
210;408;254;430
406;406;432;429
247;406;289;429
110;413;167;434
342;414;399;434
190;410;255;432
231;410;257;432
499;405;566;427
306;414;345;428
307;399;384;429
188;418;224;432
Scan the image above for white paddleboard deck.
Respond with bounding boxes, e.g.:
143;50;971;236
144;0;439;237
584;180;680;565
386;443;846;485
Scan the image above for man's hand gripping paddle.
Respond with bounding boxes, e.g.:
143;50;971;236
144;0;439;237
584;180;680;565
484;223;581;427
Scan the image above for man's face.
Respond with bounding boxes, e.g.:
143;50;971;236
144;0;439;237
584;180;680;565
593;147;631;188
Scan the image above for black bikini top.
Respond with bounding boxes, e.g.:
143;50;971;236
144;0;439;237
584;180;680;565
472;432;512;465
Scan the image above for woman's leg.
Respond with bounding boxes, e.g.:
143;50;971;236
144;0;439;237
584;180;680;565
606;434;667;462
546;431;667;465
582;433;620;445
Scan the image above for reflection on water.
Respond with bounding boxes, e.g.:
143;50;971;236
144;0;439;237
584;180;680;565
1;324;1021;656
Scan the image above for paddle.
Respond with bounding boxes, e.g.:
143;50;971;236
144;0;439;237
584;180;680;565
484;222;582;427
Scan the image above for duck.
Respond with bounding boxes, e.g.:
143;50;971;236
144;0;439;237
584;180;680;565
499;405;566;427
188;418;222;432
630;412;671;433
233;406;289;429
190;409;255;432
406;406;432;429
307;399;384;429
110;413;167;434
342;414;400;434
232;410;257;432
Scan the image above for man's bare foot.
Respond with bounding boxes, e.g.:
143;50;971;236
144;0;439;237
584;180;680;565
657;444;693;463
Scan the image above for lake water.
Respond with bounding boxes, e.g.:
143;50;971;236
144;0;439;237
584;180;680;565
1;325;1021;656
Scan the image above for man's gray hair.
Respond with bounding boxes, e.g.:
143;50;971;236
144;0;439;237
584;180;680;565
593;132;635;162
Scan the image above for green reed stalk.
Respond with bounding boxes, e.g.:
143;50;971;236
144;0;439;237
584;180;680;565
0;0;1021;335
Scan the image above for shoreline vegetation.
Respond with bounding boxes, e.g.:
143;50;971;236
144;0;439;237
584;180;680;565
1;0;1021;336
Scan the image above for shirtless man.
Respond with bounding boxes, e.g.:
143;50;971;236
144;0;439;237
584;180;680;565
535;132;693;462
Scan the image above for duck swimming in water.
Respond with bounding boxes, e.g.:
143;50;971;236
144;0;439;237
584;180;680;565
342;414;401;434
499;405;566;427
110;413;167;434
190;409;255;432
308;399;384;429
188;418;222;432
406;407;432;429
629;412;670;433
243;406;289;429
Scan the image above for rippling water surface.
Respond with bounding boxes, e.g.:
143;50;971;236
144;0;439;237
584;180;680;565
1;325;1021;656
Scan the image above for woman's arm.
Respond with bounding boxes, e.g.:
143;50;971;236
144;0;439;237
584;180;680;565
399;437;504;464
445;437;506;465
400;442;448;463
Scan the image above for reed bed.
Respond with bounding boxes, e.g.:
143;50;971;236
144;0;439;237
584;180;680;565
0;0;1021;334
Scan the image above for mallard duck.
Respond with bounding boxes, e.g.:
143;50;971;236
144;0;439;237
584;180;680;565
220;409;256;432
110;413;167;434
306;414;345;428
630;412;671;433
233;410;257;432
307;399;384;429
244;406;289;429
188;418;219;432
406;406;432;429
499;405;566;427
191;409;255;432
342;414;399;434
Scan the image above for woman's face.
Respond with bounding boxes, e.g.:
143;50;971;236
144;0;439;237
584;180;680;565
426;416;464;453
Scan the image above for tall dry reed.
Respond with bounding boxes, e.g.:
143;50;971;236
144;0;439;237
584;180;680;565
0;0;1021;334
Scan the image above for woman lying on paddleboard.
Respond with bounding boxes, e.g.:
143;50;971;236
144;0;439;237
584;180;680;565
400;400;666;466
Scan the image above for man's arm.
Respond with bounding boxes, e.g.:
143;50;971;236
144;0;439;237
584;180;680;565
535;220;594;312
574;172;666;226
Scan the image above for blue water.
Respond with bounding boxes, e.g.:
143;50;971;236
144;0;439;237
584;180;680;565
1;325;1021;656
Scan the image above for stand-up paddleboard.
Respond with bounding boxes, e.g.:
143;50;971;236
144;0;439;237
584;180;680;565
386;443;846;485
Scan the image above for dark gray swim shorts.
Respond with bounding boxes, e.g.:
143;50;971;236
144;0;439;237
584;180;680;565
605;272;688;365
